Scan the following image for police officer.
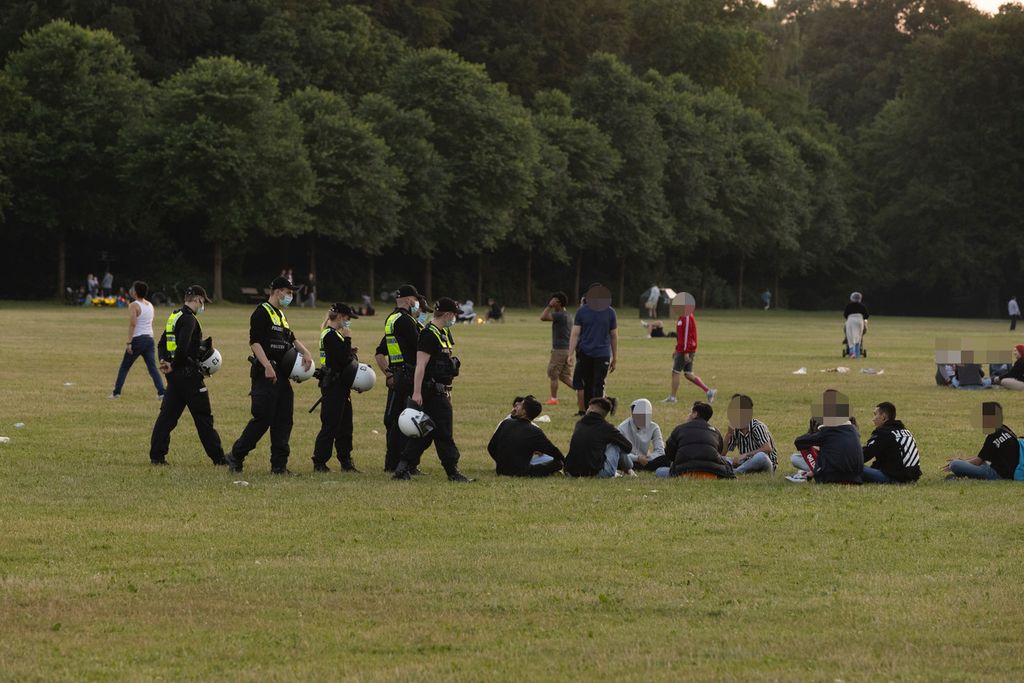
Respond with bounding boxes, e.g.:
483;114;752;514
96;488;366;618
149;285;226;465
312;302;361;473
393;297;472;482
379;284;424;472
228;276;313;474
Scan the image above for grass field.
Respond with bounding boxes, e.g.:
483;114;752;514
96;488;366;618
2;302;1023;682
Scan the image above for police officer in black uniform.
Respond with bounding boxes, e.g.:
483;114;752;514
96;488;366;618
149;285;226;465
379;284;424;472
312;302;361;473
228;276;313;474
393;297;472;482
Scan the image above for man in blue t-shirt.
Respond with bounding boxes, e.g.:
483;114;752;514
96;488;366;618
567;284;618;414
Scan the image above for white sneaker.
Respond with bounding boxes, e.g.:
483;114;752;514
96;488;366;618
785;472;809;483
661;396;677;403
625;469;638;477
108;393;120;399
706;388;717;403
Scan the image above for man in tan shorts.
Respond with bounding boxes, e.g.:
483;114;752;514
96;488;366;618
540;291;574;405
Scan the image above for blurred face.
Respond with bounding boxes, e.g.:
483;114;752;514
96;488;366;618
549;297;562;310
727;396;752;430
632;410;649;430
872;407;886;428
585;285;612;311
512;403;526;419
971;404;1002;432
1014;348;1021;361
816;390;850;427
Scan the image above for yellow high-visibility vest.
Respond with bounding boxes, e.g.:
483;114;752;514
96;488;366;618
164;310;201;359
384;311;406;365
319;327;342;367
261;302;289;329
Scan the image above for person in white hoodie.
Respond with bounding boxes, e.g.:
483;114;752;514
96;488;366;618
617;398;668;471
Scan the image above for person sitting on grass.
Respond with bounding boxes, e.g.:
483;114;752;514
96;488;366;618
617;398;667;471
789;389;863;484
993;345;1024;391
565;397;636;478
720;394;777;474
488;395;564;477
486;298;503;322
944;402;1020;481
862;402;922;484
656;401;734;479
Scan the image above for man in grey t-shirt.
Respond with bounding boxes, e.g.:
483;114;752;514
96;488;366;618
540;291;574;405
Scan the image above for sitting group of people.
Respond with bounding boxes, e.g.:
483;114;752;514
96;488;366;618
487;389;1024;484
456;299;504;324
936;344;1024;390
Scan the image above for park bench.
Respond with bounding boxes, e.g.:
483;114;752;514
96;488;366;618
240;287;264;303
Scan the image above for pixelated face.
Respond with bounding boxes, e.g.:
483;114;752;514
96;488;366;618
935;337;961;365
970;403;1002;431
814;390;850;427
586;285;612;311
670;292;696;320
727;395;753;429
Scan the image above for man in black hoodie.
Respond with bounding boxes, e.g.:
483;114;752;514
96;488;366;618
488;395;564;476
944;402;1020;480
659;401;733;479
793;389;863;484
565;397;635;477
862;402;922;483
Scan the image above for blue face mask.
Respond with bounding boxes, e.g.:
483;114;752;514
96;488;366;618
341;320;351;329
281;294;293;307
417;312;428;325
196;303;205;316
410;301;420;315
443;317;456;329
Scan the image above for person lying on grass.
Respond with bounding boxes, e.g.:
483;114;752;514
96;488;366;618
861;401;921;484
944;402;1020;481
656;401;734;479
565;397;636;478
488;395;564;477
720;394;777;474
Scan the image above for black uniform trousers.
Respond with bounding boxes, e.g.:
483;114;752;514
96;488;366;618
149;370;224;463
401;388;460;470
383;368;413;471
312;383;353;466
573;352;610;405
230;369;294;471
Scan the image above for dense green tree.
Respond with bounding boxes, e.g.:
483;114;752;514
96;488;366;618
384;48;539;299
572;53;671;305
121;56;314;300
2;20;150;296
364;0;460;47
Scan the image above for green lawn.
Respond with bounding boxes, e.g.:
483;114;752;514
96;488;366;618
1;303;1022;682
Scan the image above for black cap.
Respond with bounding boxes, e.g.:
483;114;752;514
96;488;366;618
330;302;359;319
418;296;433;313
393;284;419;298
183;285;209;302
434;297;460;314
269;276;300;291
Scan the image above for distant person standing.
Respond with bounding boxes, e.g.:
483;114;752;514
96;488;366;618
1009;296;1020;331
844;292;869;359
761;289;771;311
662;293;716;404
101;270;114;296
540;291;574;405
644;284;660;318
87;273;99;298
109;281;165;400
304;271;317;308
567;284;618;413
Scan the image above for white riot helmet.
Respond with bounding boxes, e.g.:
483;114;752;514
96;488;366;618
398;407;435;438
199;348;222;376
352;363;376;393
287;349;316;383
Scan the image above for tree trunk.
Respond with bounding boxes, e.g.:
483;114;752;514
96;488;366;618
617;256;626;309
213;240;223;302
476;252;484;305
307;234;317;302
737;253;745;309
774;271;780;311
424;255;433;302
525;247;533;308
574;252;583;303
368;255;375;300
700;251;710;309
56;230;66;299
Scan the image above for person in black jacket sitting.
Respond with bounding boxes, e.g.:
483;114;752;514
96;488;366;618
791;389;863;484
565;397;636;478
993;344;1024;391
862;402;921;483
657;401;734;479
488;395;564;477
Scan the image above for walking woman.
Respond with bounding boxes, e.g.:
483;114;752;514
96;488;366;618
844;292;869;359
312;303;361;473
110;281;165;399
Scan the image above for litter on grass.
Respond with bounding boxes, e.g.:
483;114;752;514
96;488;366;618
63;382;74;387
0;436;10;444
232;480;250;487
533;415;551;423
821;367;851;373
792;367;808;375
861;368;885;375
13;423;25;428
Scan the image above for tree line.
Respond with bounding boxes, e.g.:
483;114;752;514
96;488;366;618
0;1;1021;314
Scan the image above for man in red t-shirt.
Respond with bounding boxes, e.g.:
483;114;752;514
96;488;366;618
662;294;716;404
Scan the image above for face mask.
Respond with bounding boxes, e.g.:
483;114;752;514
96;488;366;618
196;303;205;316
410;301;420;315
281;294;293;307
443;317;456;329
417;312;428;325
341;320;351;329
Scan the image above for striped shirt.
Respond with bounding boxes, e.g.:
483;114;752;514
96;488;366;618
726;419;777;469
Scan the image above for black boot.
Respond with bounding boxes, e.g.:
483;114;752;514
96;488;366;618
312;461;331;473
445;465;473;483
392;461;412;480
340;458;360;473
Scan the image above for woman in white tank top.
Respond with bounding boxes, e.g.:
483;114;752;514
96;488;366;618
110;281;166;399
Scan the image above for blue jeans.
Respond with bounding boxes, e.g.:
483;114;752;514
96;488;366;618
597;445;630;478
862;466;895;484
655;466;671;478
948;460;1002;480
113;335;165;396
734;452;774;474
530;454;555;466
